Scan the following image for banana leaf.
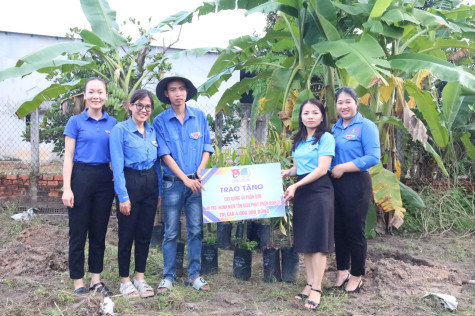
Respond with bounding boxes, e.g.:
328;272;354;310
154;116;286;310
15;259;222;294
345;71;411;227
442;81;463;131
369;163;406;228
80;0;127;48
365;203;377;239
16;79;86;119
313;33;391;88
399;181;425;209
405;79;449;148
389;54;475;92
0;60;91;82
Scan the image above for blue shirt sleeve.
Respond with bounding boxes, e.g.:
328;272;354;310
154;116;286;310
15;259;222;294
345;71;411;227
153;143;162;197
153;116;171;158
351;121;380;170
201;113;214;154
64;116;78;139
110;124;129;202
318;133;335;157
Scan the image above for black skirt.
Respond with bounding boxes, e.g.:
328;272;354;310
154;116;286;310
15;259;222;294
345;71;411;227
292;173;334;253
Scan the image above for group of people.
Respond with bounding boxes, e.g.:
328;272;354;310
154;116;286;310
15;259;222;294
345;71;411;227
62;75;380;306
62;74;212;298
281;87;380;310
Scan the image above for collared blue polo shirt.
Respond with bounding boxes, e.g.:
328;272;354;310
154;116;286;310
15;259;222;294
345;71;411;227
331;112;380;171
63;108;117;164
110;117;162;202
292;132;335;175
153;105;214;176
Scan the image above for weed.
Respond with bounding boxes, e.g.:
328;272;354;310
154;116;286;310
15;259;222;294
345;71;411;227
37;285;48;296
56;292;75;304
402;185;475;236
3;278;13;287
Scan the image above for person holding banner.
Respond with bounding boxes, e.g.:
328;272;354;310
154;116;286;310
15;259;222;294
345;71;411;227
153;74;214;293
330;87;380;294
110;89;161;298
281;98;335;310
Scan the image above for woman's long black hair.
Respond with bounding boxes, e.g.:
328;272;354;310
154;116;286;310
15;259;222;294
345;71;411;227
292;98;329;152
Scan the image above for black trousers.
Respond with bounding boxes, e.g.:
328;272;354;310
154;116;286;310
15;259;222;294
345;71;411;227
117;167;158;278
68;163;115;280
331;172;372;276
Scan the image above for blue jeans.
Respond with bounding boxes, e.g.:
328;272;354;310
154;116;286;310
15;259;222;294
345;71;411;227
162;179;203;282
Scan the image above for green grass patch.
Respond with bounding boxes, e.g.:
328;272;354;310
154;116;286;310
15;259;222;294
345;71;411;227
401;185;474;236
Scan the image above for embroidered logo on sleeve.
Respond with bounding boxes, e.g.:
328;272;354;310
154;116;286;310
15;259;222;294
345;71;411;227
152;140;158;147
190;132;201;139
105;130;111;135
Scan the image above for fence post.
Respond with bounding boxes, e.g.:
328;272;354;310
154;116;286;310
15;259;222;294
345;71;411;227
215;110;224;149
30;108;40;204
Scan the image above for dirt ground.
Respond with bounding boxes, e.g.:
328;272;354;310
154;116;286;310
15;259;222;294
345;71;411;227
0;212;474;316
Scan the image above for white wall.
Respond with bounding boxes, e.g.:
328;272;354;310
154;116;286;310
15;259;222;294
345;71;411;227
0;31;238;162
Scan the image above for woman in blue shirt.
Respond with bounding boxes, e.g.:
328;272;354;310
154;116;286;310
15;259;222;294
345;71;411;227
110;89;161;298
281;99;335;310
62;77;117;296
330;87;380;293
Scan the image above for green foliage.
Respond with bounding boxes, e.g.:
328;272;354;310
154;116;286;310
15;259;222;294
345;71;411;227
207;104;242;148
15;7;172;153
0;0;174;119
402;185;475;236
239;240;258;251
365;203;377;239
172;0;475;185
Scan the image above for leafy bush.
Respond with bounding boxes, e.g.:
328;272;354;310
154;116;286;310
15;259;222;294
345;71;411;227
401;185;474;236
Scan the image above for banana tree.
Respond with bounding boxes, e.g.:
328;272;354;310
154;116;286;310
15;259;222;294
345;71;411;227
158;0;474;229
0;0;177;120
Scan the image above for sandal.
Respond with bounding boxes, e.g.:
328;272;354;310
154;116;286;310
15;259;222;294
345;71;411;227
120;281;139;298
157;279;173;294
73;287;88;295
89;282;113;297
133;278;154;298
345;280;363;293
184;276;209;291
329;273;350;290
295;283;312;300
305;288;322;311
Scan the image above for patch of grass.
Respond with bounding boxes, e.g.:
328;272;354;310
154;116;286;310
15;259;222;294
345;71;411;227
438;239;468;262
37;285;49;296
402;185;475;237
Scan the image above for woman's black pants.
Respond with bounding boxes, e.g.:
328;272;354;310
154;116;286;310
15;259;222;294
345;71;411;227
68;163;115;280
117;167;158;278
331;171;372;277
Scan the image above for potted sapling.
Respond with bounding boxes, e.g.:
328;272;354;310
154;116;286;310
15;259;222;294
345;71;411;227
280;203;299;282
262;221;281;283
233;230;258;281
201;223;218;274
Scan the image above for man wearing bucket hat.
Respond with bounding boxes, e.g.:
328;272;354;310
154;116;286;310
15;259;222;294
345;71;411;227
153;74;214;293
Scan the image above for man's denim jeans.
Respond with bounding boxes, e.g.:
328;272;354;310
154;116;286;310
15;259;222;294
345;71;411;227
162;179;203;281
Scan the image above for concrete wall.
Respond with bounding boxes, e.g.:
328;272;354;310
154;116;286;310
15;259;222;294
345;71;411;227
0;31;239;163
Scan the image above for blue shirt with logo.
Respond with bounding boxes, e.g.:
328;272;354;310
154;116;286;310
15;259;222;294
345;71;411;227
292;132;335;175
331;112;380;171
110;117;161;202
153;106;214;176
63;108;117;165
